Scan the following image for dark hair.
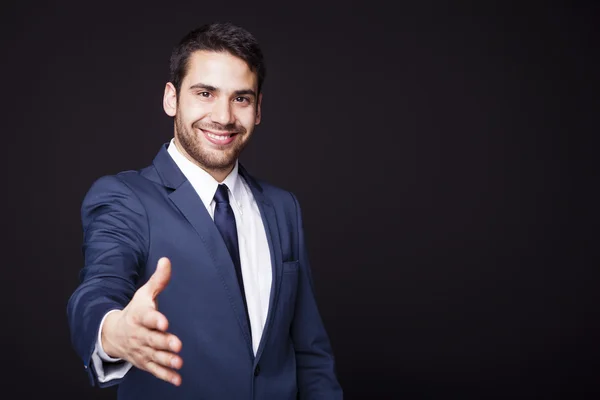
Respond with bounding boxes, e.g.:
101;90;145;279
169;22;266;96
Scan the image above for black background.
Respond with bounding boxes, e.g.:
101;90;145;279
1;1;598;399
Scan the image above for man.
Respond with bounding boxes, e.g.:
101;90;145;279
66;22;343;399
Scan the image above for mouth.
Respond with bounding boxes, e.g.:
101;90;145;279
201;129;238;146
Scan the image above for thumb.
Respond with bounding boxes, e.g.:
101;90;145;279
144;257;172;299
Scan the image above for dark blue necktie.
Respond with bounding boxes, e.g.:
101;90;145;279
213;184;251;332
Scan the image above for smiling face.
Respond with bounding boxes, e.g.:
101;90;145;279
163;50;262;181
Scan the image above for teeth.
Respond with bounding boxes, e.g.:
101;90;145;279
207;132;230;141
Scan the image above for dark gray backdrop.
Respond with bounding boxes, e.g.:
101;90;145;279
1;1;598;399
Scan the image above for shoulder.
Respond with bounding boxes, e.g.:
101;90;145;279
84;170;141;201
247;177;305;225
251;177;298;205
84;165;159;200
81;167;159;219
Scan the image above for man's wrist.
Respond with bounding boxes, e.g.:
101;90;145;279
100;309;123;360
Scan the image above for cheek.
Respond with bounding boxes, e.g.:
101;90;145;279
181;102;211;122
237;108;259;128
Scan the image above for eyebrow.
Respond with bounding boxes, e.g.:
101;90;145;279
189;83;257;98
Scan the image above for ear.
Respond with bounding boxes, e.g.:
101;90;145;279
255;92;263;125
163;82;177;117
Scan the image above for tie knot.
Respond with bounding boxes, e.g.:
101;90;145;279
214;184;230;204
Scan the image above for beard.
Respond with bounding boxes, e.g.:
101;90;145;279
175;113;250;174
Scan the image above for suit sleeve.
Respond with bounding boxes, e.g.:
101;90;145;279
66;175;149;387
289;193;343;399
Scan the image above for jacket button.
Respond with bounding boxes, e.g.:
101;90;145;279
254;365;260;376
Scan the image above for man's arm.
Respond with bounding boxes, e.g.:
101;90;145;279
66;175;149;387
289;193;343;399
67;175;183;387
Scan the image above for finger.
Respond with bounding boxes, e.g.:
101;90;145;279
144;257;172;299
146;360;181;386
144;329;182;352
151;349;183;370
140;309;169;331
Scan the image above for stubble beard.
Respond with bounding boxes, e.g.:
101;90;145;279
174;112;250;174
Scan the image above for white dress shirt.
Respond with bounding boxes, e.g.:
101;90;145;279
91;138;272;382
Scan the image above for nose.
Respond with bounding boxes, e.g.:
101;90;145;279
210;98;235;126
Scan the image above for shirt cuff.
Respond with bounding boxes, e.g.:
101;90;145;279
90;309;133;383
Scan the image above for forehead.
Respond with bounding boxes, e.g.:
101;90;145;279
183;50;258;90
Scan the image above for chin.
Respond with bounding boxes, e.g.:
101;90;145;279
202;153;236;169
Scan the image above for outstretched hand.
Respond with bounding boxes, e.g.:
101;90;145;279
101;257;183;386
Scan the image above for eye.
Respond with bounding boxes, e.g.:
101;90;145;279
234;96;250;103
197;91;211;98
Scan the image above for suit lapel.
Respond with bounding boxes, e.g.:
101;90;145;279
151;144;284;360
168;181;253;351
151;144;253;354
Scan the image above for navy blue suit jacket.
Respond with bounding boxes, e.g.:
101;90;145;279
67;144;342;399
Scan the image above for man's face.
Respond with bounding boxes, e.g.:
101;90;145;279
164;50;262;174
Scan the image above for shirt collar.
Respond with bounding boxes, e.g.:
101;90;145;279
167;138;242;208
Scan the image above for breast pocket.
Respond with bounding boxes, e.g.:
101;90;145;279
280;260;300;318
